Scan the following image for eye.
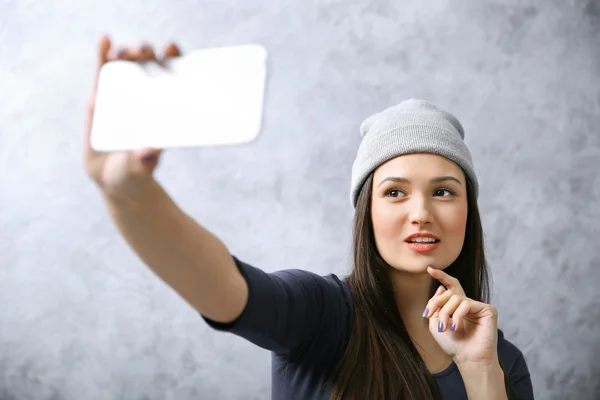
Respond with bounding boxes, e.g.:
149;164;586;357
385;189;406;198
434;188;456;197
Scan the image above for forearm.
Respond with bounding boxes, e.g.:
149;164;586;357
457;360;508;400
102;179;248;323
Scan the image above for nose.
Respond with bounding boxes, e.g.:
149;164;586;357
408;197;433;226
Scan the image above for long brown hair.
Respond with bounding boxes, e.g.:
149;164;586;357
329;173;515;399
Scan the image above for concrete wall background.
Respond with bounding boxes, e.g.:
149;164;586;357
1;0;599;398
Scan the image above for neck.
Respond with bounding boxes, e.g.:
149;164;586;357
389;268;436;331
389;268;453;373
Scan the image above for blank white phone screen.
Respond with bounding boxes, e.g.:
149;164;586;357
90;44;268;152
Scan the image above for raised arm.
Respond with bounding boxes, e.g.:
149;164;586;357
83;37;353;359
84;36;248;324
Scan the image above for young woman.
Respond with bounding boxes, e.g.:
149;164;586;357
84;36;534;399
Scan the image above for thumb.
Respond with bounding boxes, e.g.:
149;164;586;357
133;148;162;170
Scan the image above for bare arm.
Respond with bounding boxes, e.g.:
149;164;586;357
103;178;248;324
83;38;352;357
84;37;248;324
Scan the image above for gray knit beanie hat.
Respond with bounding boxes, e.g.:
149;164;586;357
350;99;478;208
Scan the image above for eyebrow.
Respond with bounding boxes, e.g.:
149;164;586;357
377;176;463;187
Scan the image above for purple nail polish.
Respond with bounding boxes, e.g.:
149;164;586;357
450;323;456;331
438;321;443;332
428;265;437;269
422;308;429;318
142;154;156;162
116;48;125;57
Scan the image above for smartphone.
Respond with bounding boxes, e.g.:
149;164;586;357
90;44;268;152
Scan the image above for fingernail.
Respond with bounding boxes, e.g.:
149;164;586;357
142;154;157;162
422;308;429;318
450;323;456;331
116;48;125;57
438;321;444;332
428;265;437;269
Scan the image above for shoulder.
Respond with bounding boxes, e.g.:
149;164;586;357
232;256;355;319
234;255;353;302
496;329;534;397
206;256;355;356
274;268;351;296
272;268;355;313
496;329;526;368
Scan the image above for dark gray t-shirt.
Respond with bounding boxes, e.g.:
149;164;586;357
203;256;534;399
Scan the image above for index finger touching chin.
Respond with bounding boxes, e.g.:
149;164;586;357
427;265;464;294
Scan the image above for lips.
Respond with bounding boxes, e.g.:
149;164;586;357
404;233;440;253
405;241;440;252
404;232;440;243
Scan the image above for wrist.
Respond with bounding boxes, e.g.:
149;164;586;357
102;178;181;225
102;176;160;206
456;358;502;373
456;360;507;400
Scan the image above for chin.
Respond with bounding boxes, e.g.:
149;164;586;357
386;253;451;274
388;261;432;274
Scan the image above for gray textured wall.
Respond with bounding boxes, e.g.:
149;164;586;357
1;0;599;399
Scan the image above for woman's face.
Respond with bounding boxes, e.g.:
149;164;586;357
371;153;469;273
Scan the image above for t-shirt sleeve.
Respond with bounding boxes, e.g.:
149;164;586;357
497;330;535;399
201;255;353;357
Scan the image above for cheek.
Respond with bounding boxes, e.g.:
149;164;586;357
371;206;402;243
445;205;469;238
